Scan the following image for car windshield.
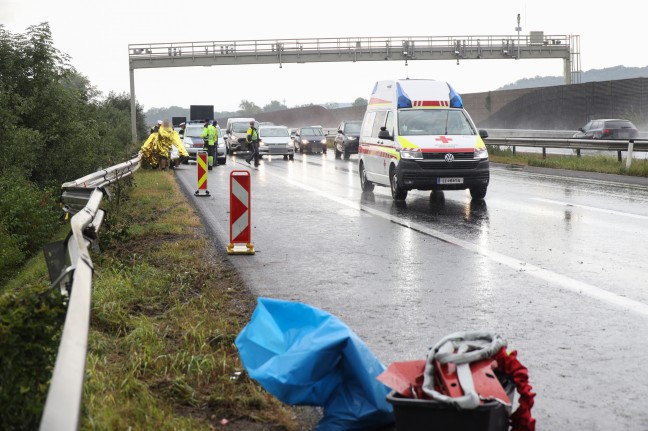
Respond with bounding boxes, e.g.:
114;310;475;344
398;109;475;136
344;122;362;134
186;125;206;137
260;127;289;137
300;128;323;136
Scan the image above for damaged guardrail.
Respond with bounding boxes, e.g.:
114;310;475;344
39;154;141;431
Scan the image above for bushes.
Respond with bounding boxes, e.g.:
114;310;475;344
0;24;145;280
0;281;67;430
0;171;61;281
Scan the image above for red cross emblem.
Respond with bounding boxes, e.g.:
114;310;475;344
435;136;453;144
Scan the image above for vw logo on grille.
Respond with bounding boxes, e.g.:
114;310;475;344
444;153;455;162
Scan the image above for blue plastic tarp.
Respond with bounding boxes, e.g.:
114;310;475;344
235;297;394;431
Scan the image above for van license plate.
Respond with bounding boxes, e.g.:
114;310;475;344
438;177;463;184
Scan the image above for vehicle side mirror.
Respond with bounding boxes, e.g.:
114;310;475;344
338;129;343;134
378;128;393;140
578;127;584;132
478;129;489;139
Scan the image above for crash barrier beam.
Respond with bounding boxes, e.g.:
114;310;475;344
194;150;210;196
60;155;141;215
227;170;254;255
39;157;141;431
484;137;648;168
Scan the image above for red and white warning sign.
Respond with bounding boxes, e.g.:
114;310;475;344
227;170;255;255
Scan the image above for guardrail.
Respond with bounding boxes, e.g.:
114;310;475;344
39;154;141;431
484;137;648;168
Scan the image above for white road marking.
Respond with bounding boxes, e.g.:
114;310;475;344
262;166;648;318
532;197;648;220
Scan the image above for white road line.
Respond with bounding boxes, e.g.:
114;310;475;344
532;197;648;220
262;166;648;318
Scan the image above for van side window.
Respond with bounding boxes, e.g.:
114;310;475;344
385;111;394;136
371;111;387;138
362;112;376;137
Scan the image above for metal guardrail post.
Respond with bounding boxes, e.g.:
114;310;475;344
626;140;635;170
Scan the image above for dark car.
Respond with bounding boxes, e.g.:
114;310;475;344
573;119;639;139
333;120;362;160
294;126;327;154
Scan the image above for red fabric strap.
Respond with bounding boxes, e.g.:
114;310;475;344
494;347;536;431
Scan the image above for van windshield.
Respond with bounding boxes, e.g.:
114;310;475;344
398;109;475;136
232;123;252;133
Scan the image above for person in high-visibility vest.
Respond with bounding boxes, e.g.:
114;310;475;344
200;119;217;169
245;121;260;167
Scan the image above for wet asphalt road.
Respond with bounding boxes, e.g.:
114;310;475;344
173;152;648;431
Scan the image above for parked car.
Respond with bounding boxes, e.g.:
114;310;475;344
334;120;362;160
182;122;226;164
572;119;639;139
258;125;294;160
294;126;327;154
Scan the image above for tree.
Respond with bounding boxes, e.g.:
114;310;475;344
239;100;262;116
352;97;368;107
262;100;287;112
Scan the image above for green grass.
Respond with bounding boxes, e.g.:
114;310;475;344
80;169;305;430
488;147;648;177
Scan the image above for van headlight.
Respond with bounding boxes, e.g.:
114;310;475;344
320;138;327;144
400;149;423;159
474;146;488;159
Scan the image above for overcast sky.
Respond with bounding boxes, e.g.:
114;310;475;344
2;0;646;112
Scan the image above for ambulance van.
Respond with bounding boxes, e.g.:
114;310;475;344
358;79;490;200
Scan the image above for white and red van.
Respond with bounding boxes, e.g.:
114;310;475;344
358;79;490;200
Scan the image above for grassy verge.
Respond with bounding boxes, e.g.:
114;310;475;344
488;147;648;177
81;169;314;430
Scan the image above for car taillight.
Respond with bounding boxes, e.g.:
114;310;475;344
602;129;611;136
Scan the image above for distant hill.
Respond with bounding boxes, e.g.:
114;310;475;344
498;65;648;90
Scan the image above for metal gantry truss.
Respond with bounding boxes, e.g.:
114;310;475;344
128;34;581;142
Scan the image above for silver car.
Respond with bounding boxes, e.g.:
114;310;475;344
258;125;295;160
182;123;226;164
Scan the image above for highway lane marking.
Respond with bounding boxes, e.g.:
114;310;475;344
532;197;648;220
261;164;648;318
492;167;648;193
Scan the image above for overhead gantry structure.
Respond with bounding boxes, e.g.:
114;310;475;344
128;34;581;142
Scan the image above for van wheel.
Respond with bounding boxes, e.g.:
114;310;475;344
289;154;294;161
359;162;374;192
335;147;341;159
283;155;288;160
390;166;408;200
469;186;488;200
343;148;350;160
